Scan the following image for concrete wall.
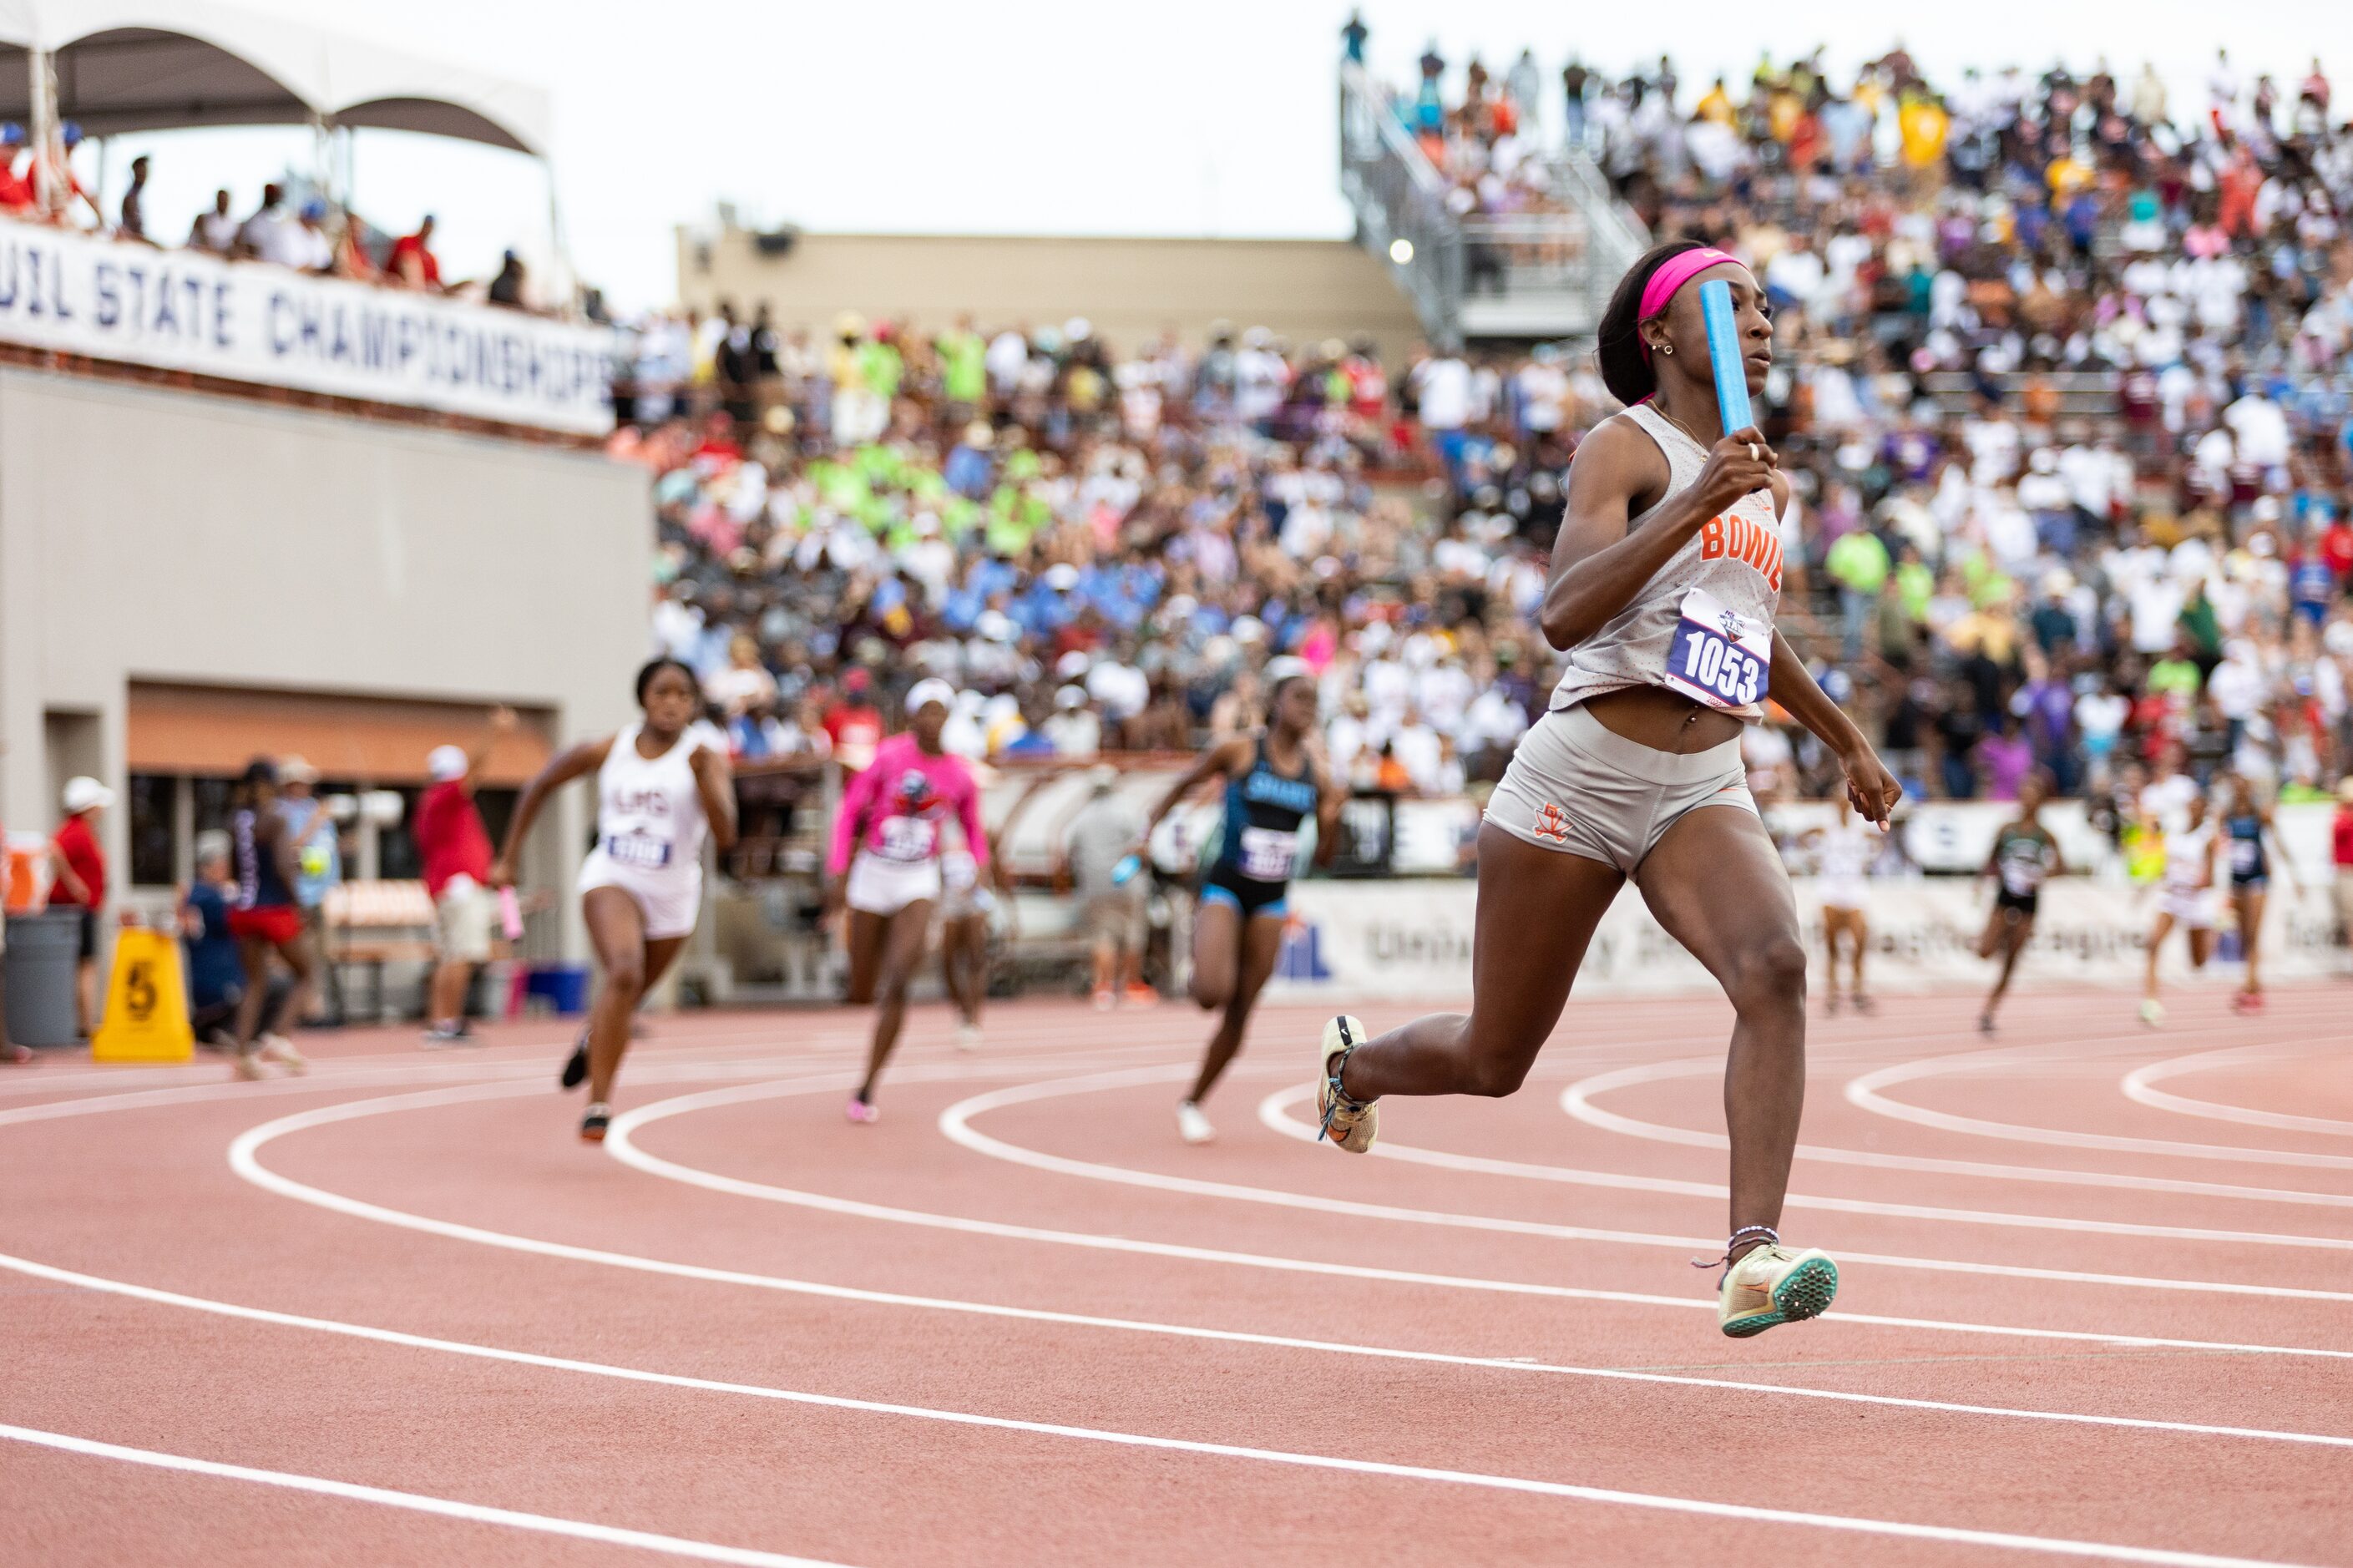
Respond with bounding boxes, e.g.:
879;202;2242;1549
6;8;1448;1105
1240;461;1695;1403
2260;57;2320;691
0;367;650;959
677;228;1427;364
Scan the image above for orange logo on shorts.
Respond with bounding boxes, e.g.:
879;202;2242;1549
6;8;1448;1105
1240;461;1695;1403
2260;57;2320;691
1532;802;1573;844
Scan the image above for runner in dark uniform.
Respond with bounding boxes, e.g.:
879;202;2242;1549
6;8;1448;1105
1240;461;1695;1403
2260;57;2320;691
1975;771;2064;1034
1143;675;1343;1144
226;760;312;1080
2219;772;2300;1014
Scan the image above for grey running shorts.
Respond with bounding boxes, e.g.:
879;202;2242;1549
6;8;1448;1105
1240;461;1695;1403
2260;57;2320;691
1485;703;1758;873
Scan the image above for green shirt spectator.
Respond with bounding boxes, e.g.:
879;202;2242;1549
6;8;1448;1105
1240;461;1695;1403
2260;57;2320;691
937;326;987;405
1825;529;1890;594
2146;655;2201;702
856;339;903;402
1894;559;1934;622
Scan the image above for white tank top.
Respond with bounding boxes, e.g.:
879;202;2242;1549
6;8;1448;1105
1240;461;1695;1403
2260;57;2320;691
1547;402;1784;720
1816;819;1876;883
593;721;719;877
2162;823;2211;890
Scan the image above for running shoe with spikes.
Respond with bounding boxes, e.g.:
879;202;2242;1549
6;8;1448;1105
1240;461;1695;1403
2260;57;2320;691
1176;1100;1215;1145
1316;1015;1379;1152
1717;1243;1839;1338
2139;998;2165;1028
231;1050;268;1082
579;1102;610;1142
956;1022;983;1053
256;1034;307;1075
845;1095;878;1125
560;1030;590;1090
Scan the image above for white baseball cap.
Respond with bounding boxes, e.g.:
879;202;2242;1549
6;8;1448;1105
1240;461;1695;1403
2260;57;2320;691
427;745;468;782
62;776;114;813
905;678;957;716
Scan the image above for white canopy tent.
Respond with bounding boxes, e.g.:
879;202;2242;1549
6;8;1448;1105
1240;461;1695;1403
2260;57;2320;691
0;0;550;151
0;0;568;296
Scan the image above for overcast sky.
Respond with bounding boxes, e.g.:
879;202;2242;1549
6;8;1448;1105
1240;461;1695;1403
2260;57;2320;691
84;0;2345;311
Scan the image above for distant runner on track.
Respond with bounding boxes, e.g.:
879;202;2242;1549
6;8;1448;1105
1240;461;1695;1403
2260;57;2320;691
1974;771;2062;1036
492;658;737;1143
827;679;986;1123
1144;674;1343;1146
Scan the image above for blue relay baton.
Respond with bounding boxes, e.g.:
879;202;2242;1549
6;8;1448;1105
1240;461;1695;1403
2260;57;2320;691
1698;277;1753;435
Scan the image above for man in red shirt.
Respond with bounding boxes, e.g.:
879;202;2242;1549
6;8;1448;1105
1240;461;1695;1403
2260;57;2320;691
388;215;445;292
822;669;884;776
49;776;112;1038
414;707;514;1042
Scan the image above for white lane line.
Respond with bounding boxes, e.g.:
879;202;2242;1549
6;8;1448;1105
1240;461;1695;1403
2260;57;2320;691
0;1421;856;1567
0;1024;843;1098
940;1066;2353;1304
1562;1058;2353;1210
1252;1083;2353;1252
217;1066;2353;1362
1848;1051;2353;1171
0;1277;2323;1568
2123;1047;2353;1138
597;1080;2353;1446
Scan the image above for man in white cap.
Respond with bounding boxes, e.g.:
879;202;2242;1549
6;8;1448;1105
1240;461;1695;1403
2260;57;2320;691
52;776;114;1037
413;707;514;1044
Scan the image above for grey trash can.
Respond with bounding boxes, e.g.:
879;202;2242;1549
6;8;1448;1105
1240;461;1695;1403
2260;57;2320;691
4;909;83;1048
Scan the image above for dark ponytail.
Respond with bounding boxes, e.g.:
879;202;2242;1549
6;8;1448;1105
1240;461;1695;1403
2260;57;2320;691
1595;238;1709;407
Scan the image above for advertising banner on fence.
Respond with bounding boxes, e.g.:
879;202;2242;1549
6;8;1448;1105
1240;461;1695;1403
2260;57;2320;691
0;217;612;433
1266;873;2349;1002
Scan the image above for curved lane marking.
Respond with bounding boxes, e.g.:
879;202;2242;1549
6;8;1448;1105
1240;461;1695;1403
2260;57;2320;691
2123;1047;2353;1138
939;1066;2353;1303
596;1078;2353;1444
1562;1058;2353;1209
0;1319;2313;1567
1252;1083;2353;1250
1847;1050;2353;1170
0;1421;856;1568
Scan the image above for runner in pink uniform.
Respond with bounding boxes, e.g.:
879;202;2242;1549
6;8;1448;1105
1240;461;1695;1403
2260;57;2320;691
827;680;986;1121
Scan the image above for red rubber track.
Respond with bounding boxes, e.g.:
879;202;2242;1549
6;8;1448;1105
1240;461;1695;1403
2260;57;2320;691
3;984;2349;1566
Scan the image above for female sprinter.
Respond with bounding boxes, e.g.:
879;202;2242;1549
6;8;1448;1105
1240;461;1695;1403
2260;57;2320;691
226;760;312;1080
828;679;985;1121
2219;772;2300;1014
490;658;736;1141
1809;796;1879;1015
1146;674;1342;1145
2140;789;2217;1026
1308;241;1900;1339
1975;771;2062;1035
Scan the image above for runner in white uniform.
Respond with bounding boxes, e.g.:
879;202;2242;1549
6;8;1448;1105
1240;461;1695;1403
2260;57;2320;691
1809;797;1880;1015
2140;791;2217;1026
491;658;737;1142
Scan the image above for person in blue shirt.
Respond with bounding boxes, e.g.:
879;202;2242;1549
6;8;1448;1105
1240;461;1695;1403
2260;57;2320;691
182;832;290;1049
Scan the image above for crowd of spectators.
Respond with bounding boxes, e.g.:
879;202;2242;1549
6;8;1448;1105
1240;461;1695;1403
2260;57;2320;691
2;122;557;313
610;39;2353;825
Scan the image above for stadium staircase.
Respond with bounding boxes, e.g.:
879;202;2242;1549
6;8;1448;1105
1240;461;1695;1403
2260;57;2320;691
1338;59;1649;347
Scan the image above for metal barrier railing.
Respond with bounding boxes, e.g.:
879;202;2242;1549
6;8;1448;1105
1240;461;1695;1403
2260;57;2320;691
1338;60;1648;345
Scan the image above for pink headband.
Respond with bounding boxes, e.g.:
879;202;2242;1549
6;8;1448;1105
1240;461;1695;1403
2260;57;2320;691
1636;246;1742;360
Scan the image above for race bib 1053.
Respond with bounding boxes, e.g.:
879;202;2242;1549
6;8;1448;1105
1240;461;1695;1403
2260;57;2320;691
1662;587;1771;711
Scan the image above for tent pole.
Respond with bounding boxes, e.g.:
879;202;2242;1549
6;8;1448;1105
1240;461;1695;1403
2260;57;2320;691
27;48;53;216
544;162;576;314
